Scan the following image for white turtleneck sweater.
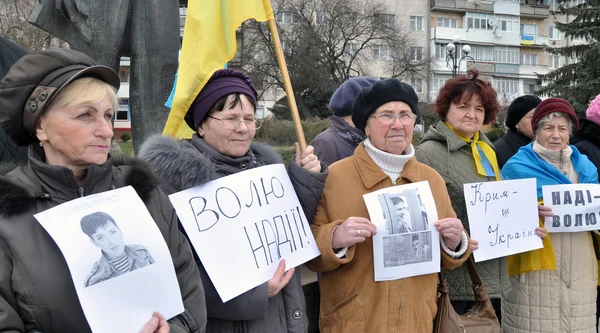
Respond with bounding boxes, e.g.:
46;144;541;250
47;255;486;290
364;138;415;184
333;139;468;258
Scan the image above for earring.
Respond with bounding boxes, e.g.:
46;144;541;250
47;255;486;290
39;141;44;147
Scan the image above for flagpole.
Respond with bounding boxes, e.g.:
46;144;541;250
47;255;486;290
266;18;307;151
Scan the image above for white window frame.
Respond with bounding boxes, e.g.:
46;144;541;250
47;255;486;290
520;23;537;36
437;17;458;28
549;26;560;40
115;99;130;121
411;78;424;93
373;44;392;60
410;16;424;31
493;78;519;95
470;45;494;62
467;12;494;31
494;46;520;64
276;11;299;24
549;54;560;68
411;46;424;61
520;53;538;66
497;15;520;33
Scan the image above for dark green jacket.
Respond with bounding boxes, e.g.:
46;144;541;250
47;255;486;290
415;121;509;300
0;145;207;333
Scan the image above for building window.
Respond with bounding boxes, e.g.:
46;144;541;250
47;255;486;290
411;46;423;61
494;78;519;95
316;11;331;24
276;11;299;24
470;45;494;62
375;13;396;28
494;46;520;64
411;78;423;93
179;5;187;36
520;24;537;36
520;53;538;66
497;15;520;33
524;83;536;95
115;99;130;121
431;75;452;94
256;102;266;119
435;43;463;60
467;12;494;31
410;16;424;31
437;17;458;28
549;54;560;68
119;67;130;83
373;45;392;60
345;43;360;58
549;26;560;40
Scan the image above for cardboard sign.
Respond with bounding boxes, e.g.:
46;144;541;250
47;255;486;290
464;179;543;262
169;164;320;302
542;183;600;232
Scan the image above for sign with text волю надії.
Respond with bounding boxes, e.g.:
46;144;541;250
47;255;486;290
168;164;320;302
542;183;600;233
463;178;543;262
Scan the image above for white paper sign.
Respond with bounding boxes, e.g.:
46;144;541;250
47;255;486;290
169;164;320;302
542;183;600;232
34;186;183;333
363;181;441;281
463;179;543;262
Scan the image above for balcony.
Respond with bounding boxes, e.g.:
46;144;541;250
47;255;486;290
495;63;520;75
520;4;550;19
432;26;521;46
519;64;550;76
520;35;549;47
430;0;493;13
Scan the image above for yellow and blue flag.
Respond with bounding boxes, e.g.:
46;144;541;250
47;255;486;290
163;0;275;138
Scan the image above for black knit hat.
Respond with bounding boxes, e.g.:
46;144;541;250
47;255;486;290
505;95;542;131
0;48;119;145
351;78;419;133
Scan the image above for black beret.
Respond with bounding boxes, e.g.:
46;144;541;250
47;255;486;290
505;95;542;131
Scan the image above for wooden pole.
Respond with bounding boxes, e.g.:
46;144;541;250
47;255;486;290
266;18;307;151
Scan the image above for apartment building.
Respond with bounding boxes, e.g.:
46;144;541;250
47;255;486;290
429;0;580;103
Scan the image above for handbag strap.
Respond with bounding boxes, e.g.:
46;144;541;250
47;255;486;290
465;256;483;287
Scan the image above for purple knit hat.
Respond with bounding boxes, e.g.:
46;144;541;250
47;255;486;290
185;69;258;129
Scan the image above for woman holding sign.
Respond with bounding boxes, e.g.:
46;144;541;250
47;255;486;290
139;69;327;333
415;68;507;318
306;78;471;332
502;98;598;333
0;49;206;332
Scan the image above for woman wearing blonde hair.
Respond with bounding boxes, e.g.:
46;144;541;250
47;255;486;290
0;48;206;332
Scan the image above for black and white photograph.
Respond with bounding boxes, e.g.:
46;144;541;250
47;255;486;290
363;181;441;281
378;188;429;235
81;212;156;288
383;232;433;267
34;186;184;333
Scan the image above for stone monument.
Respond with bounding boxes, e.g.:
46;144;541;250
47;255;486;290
29;0;181;153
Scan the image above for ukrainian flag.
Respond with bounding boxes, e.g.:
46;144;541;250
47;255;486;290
163;0;275;138
521;35;535;45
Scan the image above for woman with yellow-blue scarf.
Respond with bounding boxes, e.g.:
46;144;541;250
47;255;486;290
501;98;598;333
416;68;532;321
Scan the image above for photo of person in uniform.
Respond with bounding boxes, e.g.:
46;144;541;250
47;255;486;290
412;234;432;262
392;196;412;233
81;212;155;287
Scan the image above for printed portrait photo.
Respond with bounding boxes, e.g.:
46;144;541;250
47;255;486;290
81;212;155;288
383;232;433;267
378;189;429;236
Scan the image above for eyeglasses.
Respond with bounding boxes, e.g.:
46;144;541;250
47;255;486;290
208;115;263;130
370;112;416;126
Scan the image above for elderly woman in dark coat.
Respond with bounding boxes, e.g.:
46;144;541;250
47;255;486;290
139;69;327;333
0;49;206;333
494;95;541;168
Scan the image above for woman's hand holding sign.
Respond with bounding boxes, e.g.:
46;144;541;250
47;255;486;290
140;312;169;333
268;260;295;297
332;217;378;249
434;218;464;250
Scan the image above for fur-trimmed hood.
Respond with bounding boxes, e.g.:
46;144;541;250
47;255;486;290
0;152;160;217
138;134;283;194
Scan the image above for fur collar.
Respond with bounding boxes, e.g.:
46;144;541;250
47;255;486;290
0;155;159;217
138;135;283;193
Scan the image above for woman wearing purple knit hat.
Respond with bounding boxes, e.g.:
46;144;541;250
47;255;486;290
139;68;327;332
502;97;598;333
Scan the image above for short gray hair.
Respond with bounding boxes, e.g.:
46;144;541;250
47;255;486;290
534;111;574;136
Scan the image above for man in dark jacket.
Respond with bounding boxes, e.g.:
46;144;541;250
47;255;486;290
494;95;541;168
310;77;378;166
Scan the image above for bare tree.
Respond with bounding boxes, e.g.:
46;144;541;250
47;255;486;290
0;0;62;51
240;0;432;119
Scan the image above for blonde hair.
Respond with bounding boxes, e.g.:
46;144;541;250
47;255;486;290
46;77;119;114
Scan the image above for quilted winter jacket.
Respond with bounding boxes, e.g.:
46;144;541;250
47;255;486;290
415;121;509;300
306;143;470;333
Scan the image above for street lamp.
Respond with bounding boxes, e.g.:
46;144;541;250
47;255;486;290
446;35;474;76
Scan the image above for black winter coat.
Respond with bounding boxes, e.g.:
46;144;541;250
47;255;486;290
571;119;600;169
494;129;532;169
